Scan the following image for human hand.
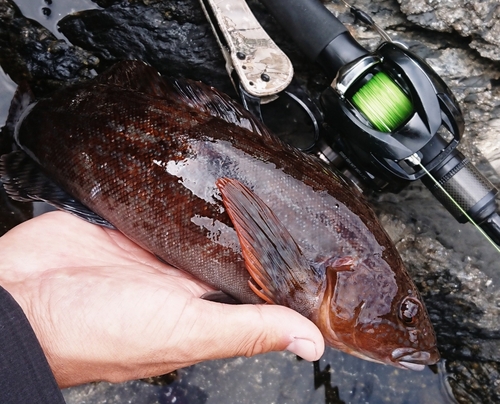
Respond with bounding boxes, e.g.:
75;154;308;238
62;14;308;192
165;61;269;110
0;211;324;388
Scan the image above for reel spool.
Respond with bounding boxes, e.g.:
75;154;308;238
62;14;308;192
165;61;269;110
351;71;413;133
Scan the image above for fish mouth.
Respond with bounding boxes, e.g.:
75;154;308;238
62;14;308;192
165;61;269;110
391;347;440;371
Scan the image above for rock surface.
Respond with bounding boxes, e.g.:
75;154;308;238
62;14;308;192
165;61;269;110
398;0;500;61
0;0;98;95
1;0;500;403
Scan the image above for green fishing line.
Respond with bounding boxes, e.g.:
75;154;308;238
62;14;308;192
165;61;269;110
351;72;413;132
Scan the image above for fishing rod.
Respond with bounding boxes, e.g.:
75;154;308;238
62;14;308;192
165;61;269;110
257;0;500;250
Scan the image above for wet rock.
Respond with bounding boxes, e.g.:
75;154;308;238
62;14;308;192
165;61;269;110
0;0;98;96
373;183;500;403
58;0;234;95
446;360;500;404
397;0;500;61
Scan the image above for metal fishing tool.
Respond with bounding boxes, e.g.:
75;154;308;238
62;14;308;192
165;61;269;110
199;0;323;151
255;0;500;250
198;0;292;109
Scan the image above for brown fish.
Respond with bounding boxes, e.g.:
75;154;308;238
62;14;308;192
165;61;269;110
0;61;438;370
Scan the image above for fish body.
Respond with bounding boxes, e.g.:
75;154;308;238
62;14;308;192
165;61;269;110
0;61;438;369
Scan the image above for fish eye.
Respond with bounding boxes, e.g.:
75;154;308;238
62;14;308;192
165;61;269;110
399;297;421;326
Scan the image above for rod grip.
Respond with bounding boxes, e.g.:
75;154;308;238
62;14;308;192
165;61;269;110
259;0;349;62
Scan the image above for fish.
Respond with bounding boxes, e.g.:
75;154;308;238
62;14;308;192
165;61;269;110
0;60;439;370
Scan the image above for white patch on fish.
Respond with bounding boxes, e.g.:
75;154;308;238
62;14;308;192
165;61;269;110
163;157;224;213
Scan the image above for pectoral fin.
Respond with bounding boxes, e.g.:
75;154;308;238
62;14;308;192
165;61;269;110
216;177;324;315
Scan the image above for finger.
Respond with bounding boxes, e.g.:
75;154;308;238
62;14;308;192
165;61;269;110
174;300;325;363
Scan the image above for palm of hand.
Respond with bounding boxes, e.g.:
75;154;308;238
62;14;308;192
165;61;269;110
0;211;323;388
0;211;218;386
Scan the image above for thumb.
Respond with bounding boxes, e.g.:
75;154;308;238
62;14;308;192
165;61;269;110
186;299;325;362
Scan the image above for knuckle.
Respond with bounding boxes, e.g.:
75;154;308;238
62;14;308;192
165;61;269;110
238;306;274;357
240;329;269;357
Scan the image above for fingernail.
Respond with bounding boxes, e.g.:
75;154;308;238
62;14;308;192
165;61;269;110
286;338;319;361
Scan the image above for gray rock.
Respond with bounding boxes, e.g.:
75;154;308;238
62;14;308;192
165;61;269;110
397;0;500;61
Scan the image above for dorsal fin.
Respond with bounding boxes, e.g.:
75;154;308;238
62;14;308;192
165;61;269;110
94;60;179;101
95;60;274;139
171;77;274;139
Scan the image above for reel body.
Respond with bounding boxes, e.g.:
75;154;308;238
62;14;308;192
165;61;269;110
320;41;464;193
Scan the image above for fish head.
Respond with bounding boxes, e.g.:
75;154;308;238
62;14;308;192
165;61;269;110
317;253;439;370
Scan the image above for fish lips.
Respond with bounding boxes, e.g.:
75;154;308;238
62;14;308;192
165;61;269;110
391;347;440;371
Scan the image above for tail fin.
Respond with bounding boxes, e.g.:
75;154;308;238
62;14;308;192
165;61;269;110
4;82;35;140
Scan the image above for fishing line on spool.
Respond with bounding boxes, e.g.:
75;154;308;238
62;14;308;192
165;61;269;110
351;72;413;132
